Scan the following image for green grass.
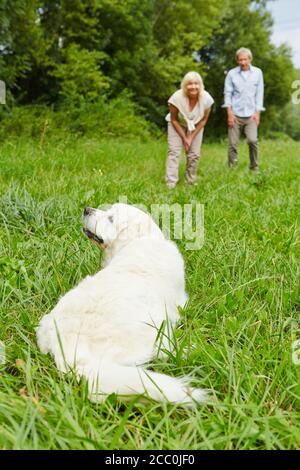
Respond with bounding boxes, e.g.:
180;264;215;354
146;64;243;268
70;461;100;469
0;134;299;449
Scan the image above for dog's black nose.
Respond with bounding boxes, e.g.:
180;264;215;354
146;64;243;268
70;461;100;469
83;207;93;217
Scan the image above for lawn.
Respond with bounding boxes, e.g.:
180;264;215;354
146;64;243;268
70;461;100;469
0;134;299;449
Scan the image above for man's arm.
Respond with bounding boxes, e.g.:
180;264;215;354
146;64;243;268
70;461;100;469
226;106;237;128
255;70;264;112
252;70;265;125
224;72;237;128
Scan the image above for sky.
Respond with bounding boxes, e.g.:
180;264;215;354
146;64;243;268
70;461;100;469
267;0;300;68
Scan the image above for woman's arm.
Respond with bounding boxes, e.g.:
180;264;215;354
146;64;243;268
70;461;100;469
169;104;190;151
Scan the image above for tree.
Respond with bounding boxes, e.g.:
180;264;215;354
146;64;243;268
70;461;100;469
0;0;46;103
52;44;109;103
198;0;296;137
0;0;296;138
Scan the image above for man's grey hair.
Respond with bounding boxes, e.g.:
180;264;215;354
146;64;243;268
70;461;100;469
235;47;253;61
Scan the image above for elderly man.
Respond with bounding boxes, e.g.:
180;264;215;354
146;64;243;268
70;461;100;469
224;47;264;170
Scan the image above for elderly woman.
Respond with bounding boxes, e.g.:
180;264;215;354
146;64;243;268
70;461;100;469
165;71;214;188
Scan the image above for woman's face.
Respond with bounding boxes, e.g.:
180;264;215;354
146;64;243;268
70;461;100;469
186;80;200;98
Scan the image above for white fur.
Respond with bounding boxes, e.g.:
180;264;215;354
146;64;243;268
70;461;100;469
36;203;207;405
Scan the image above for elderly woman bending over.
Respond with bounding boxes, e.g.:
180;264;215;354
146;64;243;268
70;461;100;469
165;71;214;188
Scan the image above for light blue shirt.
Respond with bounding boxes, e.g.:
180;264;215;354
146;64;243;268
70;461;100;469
223;65;265;117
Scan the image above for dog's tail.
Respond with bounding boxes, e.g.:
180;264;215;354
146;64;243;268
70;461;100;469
85;362;208;406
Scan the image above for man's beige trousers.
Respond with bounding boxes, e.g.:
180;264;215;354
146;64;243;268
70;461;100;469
228;116;258;169
165;123;204;186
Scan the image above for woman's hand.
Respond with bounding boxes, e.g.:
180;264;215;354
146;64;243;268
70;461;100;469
183;135;192;151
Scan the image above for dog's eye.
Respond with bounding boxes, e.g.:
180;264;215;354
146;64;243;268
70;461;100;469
108;215;114;223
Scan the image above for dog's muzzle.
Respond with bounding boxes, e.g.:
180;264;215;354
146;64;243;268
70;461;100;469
82;228;104;245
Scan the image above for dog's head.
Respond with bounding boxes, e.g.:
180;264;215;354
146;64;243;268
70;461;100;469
82;203;163;250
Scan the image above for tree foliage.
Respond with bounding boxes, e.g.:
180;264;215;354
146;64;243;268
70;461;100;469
0;0;297;137
52;44;109;103
199;0;296;136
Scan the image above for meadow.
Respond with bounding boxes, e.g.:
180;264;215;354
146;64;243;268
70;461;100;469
0;134;299;450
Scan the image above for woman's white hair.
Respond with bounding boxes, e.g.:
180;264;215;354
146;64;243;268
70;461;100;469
236;47;253;61
181;71;204;97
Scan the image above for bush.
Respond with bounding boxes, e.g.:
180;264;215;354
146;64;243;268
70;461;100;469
280;102;300;141
0;93;157;142
0;105;52;140
52;44;110;103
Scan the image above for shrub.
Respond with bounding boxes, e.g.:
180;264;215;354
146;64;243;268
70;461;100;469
0;93;157;142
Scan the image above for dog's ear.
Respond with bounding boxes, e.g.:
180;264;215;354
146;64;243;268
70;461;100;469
116;217;163;243
110;203;164;245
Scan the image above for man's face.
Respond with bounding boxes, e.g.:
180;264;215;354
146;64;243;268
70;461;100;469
237;53;251;71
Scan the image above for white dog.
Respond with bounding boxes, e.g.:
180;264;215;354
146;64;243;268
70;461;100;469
37;203;207;405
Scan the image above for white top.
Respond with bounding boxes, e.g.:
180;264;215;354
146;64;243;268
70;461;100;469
166;89;214;132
